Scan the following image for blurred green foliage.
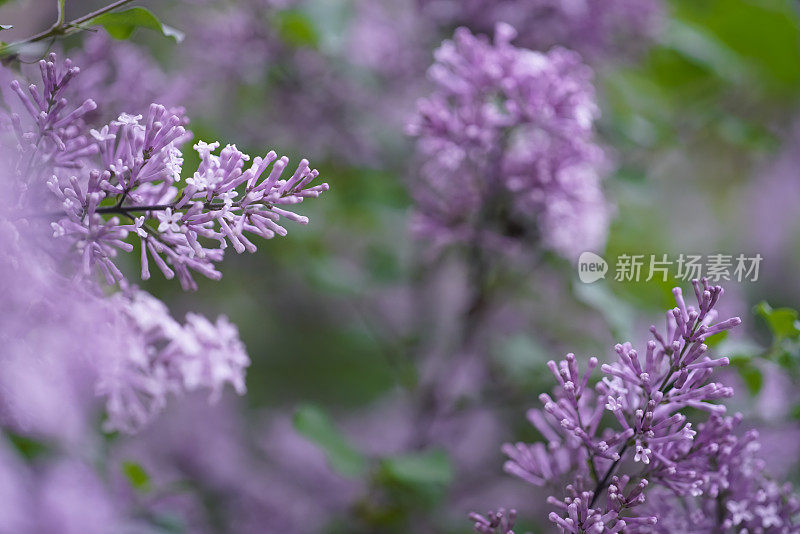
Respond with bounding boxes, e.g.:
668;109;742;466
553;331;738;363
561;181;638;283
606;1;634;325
727;302;800;399
121;460;152;493
6;432;51;461
754;302;800;372
756;302;800;340
272;9;319;48
293;404;367;477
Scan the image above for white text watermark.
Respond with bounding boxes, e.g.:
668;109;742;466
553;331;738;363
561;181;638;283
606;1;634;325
577;253;762;284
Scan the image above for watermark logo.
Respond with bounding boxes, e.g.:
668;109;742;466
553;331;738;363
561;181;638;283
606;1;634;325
578;251;608;283
577;252;763;284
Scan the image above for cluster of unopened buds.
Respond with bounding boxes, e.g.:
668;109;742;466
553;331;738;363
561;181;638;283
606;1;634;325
49;106;327;289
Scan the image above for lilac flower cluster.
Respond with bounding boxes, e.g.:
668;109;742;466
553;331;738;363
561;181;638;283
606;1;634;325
0;215;112;442
8;53;327;290
0;52;326;434
408;23;609;261
485;280;800;532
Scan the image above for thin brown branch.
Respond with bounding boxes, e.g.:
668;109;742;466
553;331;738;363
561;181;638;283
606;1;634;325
0;0;136;56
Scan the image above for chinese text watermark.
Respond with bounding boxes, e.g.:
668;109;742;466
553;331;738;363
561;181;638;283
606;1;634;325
578;253;762;284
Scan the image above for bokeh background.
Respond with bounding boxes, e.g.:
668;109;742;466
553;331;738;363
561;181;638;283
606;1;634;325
3;0;800;532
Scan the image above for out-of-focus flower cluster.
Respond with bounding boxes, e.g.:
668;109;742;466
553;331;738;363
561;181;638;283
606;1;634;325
66;32;186;122
180;0;296;85
2;0;797;532
112;397;361;533
0;213;249;436
488;280;800;532
0;440;128;533
419;0;663;57
171;0;379;161
98;290;249;434
408;24;609;260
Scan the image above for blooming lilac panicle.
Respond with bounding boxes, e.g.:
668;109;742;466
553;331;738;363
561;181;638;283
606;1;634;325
409;24;609;261
489;280;800;532
0;51;319;435
5;54;328;290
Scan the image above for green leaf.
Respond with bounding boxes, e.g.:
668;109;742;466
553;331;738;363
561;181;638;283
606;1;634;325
6;432;49;460
703;329;728;349
0;25;12;31
378;449;453;488
739;364;764;396
755;302;800;340
727;352;752;366
671;0;800;94
85;7;184;43
776;337;800;370
293;404;367;478
273;10;318;48
121;460;151;492
660;20;751;85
